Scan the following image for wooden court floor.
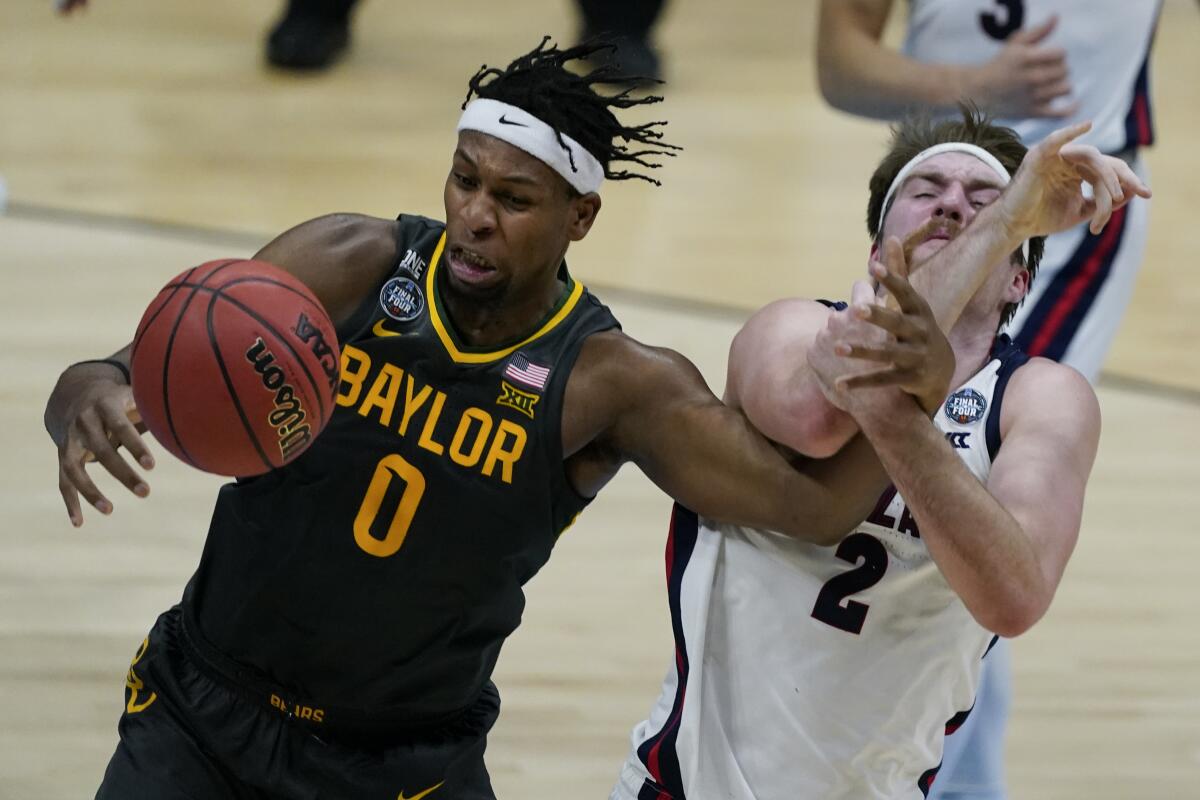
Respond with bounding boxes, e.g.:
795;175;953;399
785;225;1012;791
2;1;1199;798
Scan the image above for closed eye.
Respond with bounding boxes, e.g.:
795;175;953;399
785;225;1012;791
499;193;531;210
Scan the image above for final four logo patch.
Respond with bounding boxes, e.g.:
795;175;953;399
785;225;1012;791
380;276;424;322
944;388;987;425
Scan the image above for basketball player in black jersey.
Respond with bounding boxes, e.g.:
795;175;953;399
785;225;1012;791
45;40;953;798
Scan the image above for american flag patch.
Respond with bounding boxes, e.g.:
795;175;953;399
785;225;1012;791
504;352;550;390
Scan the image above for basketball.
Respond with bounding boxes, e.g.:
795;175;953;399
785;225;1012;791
130;259;342;477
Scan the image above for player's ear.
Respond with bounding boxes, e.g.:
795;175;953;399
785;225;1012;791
1005;264;1031;305
567;192;601;242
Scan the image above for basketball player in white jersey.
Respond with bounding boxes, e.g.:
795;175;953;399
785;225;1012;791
816;4;1163;794
611;112;1150;800
817;0;1159;380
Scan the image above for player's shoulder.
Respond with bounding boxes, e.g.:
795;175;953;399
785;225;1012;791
572;328;711;404
1009;356;1095;399
736;297;835;341
731;297;837;361
297;212;400;257
256;213;402;328
1003;357;1100;433
577;328;687;375
747;297;839;324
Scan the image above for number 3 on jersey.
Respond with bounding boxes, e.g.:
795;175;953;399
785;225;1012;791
980;0;1025;40
354;454;426;557
810;533;889;635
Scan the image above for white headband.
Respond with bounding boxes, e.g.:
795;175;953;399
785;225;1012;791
878;142;1029;260
456;99;605;195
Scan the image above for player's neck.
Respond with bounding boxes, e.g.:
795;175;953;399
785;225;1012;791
948;322;999;388
439;271;569;349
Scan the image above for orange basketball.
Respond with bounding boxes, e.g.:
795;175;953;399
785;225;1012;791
130;259;341;477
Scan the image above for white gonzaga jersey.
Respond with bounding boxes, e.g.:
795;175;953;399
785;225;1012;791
614;336;1030;800
902;0;1161;153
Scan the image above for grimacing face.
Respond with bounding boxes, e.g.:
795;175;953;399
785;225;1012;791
877;151;1028;322
442;130;600;305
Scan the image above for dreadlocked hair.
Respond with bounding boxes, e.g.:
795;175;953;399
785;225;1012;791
462;36;680;187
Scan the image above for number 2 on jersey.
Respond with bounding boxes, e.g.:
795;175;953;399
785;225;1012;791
810;533;889;635
980;0;1025;40
353;454;426;557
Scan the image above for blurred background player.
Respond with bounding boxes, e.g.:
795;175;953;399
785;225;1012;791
816;3;1163;796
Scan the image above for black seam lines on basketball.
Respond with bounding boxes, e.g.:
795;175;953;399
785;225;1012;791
171;279;332;430
160;285;205;469
210;276;332;428
147;259;240;367
159;258;240;292
133;264;201;357
206;295;276;475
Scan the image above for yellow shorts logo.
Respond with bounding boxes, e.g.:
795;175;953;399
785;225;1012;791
270;693;325;723
496;381;539;419
124;637;157;714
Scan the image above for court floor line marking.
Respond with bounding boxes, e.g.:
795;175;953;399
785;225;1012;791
7;201;1198;408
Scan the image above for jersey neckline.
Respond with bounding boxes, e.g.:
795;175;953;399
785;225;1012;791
424;232;585;364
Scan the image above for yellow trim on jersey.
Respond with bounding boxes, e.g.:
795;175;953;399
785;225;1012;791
425;232;585;364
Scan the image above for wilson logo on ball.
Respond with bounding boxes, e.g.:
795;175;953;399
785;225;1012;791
244;338;313;461
292;312;340;392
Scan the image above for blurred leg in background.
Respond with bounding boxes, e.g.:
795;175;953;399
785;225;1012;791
577;0;668;81
266;0;358;71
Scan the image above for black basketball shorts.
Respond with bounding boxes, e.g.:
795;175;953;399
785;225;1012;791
95;606;499;800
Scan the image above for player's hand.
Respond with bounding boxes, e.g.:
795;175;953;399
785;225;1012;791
808;238;955;417
963;16;1079;119
46;364;154;527
999;121;1152;239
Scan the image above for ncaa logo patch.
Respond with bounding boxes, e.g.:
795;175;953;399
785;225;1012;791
944;388;987;425
379;276;424;322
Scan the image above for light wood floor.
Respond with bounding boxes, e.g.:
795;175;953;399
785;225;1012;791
2;1;1198;798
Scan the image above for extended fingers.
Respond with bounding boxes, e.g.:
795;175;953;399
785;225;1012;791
1032;78;1072;104
835;342;925;369
1070;148;1125;204
837;367;911;392
58;462;84;527
1112;159;1152;200
881;236;910;280
1038;120;1092;157
871;250;928;321
1089;178;1114;235
851;300;920;342
100;395;155;471
60;439;112;516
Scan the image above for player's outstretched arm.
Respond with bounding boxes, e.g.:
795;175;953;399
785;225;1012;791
567;284;953;546
810;249;1095;634
567;332;885;546
817;0;1076;120
905;123;1151;333
850;360;1098;636
46;213;395;526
